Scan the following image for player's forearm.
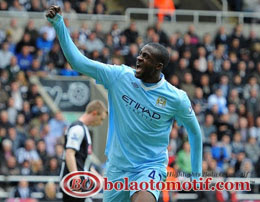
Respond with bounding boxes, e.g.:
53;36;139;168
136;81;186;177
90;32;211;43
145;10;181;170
185;120;202;177
47;14;100;77
65;150;78;172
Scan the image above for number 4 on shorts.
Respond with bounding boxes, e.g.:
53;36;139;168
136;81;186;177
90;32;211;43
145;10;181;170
148;170;156;179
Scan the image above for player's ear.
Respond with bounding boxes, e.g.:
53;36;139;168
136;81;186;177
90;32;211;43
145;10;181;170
156;62;163;71
91;110;98;116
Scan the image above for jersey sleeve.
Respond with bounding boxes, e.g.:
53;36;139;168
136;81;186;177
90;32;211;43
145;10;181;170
175;91;202;179
47;14;124;89
66;125;85;151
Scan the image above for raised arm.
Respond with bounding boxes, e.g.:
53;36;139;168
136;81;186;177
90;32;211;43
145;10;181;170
45;6;123;88
175;91;203;179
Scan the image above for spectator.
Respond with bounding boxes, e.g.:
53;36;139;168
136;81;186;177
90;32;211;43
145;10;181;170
85;32;104;53
60;62;79;76
16;46;33;71
208;88;228;115
181;72;196;99
16;138;40;164
0;41;13;69
12;180;32;198
6;18;24;43
176;141;192;174
245;137;260;164
201;114;217;143
123;22;139;44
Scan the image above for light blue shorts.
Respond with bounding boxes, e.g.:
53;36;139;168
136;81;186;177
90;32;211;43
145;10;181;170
103;164;166;202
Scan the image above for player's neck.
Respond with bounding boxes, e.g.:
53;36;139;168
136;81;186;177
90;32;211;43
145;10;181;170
141;75;161;83
79;114;90;126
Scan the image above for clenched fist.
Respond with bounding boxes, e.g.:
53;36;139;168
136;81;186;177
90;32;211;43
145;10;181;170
46;5;61;18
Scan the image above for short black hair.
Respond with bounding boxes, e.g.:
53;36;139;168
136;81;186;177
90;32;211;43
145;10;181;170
147;42;170;68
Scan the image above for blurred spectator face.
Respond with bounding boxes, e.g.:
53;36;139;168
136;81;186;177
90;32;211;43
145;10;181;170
198;47;206;57
2;42;9;51
210;133;217;145
27;20;35;30
16;113;25;125
228;103;236;113
55;144;63;157
64;1;72;12
95;23;103;33
208;159;217;170
179;58;187;69
169;75;179;86
250;88;258;98
2;139;12;152
0;127;7;138
222;135;230;144
111;57;121;65
96;3;104;14
183;72;193;84
19;180;29;188
10;56;17;66
238;61;246;71
129;44;138;55
45;182;56;199
220;75;229;85
32;59;41;70
23;101;30;112
8;127;17;140
11;81;19;92
203;33;211;44
35;96;44;107
49;158;58;170
0;110;8;123
233;75;242;85
40;112;49;123
239;117;248;129
183;142;190;152
130;22;137;31
256;116;260;127
237;152;245;162
29;126;39;138
226;167;235;177
151;33;159;43
21;46;30;56
207;60;214;72
42;32;48;41
55;112;63;121
202;161;208;172
222;60;231;71
0;1;8;10
205;114;214;125
219;26;225;35
201;75;209;86
10;18;17;28
7;156;17;168
79;2;87;13
249;76;257;86
25;139;35;151
248;137;256;145
8;97;15;107
195;87;203;99
215;88;223;97
119;35;127;44
232;38;240;48
233;132;241;142
183;34;191;44
89;32;96;41
23;33;31;42
170;127;178;139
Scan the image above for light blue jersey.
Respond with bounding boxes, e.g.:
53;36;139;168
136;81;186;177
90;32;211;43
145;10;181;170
48;15;202;177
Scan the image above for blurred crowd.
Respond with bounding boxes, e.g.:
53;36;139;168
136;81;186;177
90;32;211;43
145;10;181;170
0;0;107;15
0;5;260;200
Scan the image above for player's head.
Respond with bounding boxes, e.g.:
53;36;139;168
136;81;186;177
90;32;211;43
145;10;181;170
85;100;107;126
135;42;169;81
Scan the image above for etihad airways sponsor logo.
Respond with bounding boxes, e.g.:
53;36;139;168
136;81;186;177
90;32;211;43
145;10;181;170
122;95;161;120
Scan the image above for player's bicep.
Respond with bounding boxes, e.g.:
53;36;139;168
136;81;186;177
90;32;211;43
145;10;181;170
66;126;84;151
94;64;125;89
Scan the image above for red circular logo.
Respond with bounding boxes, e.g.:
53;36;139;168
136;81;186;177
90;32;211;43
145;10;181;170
60;171;103;198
